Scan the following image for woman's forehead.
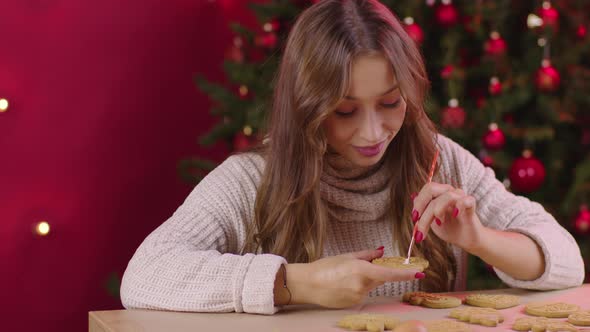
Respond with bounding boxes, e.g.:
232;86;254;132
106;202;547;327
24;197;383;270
345;54;397;101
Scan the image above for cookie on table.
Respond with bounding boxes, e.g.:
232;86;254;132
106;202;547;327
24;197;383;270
424;319;472;332
337;313;400;332
531;321;578;332
372;256;429;272
464;294;520;309
512;316;551;331
525;302;580;318
403;291;462;309
449;307;504;327
568;310;590;326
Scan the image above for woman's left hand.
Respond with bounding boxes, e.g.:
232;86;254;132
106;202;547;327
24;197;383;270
411;182;485;253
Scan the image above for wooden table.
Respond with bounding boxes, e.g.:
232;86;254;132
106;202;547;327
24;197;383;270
89;285;590;332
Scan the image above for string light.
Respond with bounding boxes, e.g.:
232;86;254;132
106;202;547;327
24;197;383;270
527;14;543;28
35;221;51;236
0;98;8;112
239;85;248;97
243;125;253;136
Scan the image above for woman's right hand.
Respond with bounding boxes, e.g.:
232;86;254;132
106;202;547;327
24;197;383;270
284;248;424;308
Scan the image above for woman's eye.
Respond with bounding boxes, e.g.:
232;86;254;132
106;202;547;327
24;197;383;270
382;100;401;108
335;110;355;117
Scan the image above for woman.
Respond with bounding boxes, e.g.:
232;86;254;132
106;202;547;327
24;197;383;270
121;0;583;318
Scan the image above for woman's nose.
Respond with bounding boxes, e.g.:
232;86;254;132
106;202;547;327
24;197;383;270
358;110;385;143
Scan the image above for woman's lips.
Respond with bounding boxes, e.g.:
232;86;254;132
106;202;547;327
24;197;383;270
354;141;385;157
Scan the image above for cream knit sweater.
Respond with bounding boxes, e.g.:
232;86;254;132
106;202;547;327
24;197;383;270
120;135;584;314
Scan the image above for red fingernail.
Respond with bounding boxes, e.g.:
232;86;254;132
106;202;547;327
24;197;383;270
415;230;424;243
453;208;459;218
410;192;418;201
376;246;384;251
412;210;420;223
415;272;426;279
435;218;442;226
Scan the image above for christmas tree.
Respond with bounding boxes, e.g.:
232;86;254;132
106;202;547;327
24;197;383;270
184;0;590;289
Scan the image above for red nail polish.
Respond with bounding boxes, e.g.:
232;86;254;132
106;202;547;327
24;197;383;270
415;272;426;279
376;246;384;251
453;208;459;218
410;192;418;201
415;230;424;243
435;218;442;226
412;210;420;223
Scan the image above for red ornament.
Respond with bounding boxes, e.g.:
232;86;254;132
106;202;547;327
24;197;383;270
224;45;244;63
440;99;465;129
263;20;280;33
254;32;278;49
508;150;546;193
535;59;561;93
479;150;494;167
488;77;502;96
435;1;459;28
576;24;587;39
404;18;424;45
484;31;507;56
233;132;256;151
539;1;559;32
224;37;244;63
573;205;590;235
482;123;505;151
440;65;454;79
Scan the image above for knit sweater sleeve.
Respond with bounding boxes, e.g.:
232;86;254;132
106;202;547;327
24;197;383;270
437;135;584;290
120;153;286;314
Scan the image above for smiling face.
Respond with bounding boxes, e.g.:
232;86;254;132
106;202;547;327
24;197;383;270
322;53;407;167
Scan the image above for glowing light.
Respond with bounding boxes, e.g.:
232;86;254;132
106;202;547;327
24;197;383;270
0;98;8;112
36;221;50;236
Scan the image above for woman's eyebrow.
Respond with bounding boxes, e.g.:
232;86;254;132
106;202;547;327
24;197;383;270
344;83;399;100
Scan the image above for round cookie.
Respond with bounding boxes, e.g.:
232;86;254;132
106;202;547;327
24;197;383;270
372;256;429;272
532;321;578;332
464;294;520;309
337;313;400;331
525;302;580;318
403;291;461;309
513;316;551;331
424;319;472;332
568;310;590;326
449;307;504;327
403;291;429;303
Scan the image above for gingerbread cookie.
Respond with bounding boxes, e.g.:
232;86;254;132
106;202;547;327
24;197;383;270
337;313;400;332
424;319;472;332
525;302;580;318
464;294;520;309
449;307;504;327
403;291;462;309
372;256;429;272
568;310;590;326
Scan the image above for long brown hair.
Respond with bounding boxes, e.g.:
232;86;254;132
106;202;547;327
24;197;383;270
241;0;456;292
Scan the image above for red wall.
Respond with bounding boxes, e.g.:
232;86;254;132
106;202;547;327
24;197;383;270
0;1;263;330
